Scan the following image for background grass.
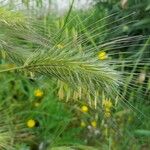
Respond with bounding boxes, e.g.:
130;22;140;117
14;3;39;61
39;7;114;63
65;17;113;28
0;0;150;150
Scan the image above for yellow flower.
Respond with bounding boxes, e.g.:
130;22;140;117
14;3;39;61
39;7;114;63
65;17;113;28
80;121;86;127
81;105;88;113
104;112;111;118
91;121;97;128
27;119;36;128
34;89;43;97
102;99;113;109
98;51;107;60
57;44;64;49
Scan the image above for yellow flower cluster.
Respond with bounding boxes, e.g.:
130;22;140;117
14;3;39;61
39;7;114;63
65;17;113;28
80;105;97;128
102;99;113;118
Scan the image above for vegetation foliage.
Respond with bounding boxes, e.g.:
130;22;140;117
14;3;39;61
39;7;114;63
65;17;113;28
0;0;149;149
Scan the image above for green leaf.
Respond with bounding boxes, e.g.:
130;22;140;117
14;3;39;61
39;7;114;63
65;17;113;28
134;130;150;136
